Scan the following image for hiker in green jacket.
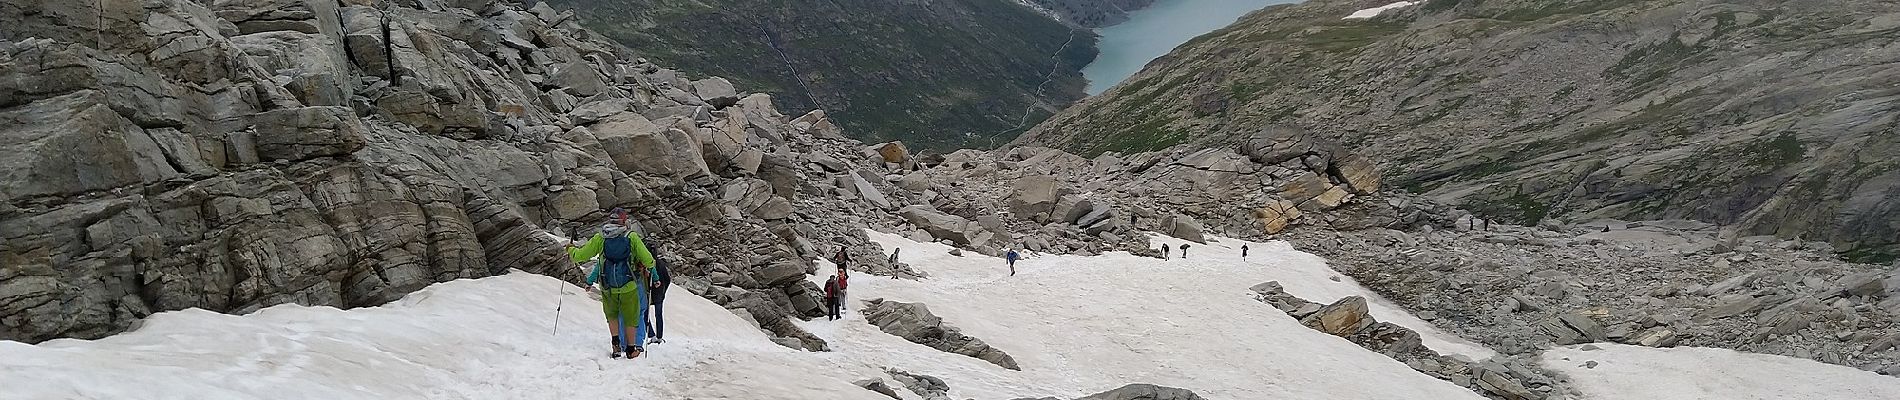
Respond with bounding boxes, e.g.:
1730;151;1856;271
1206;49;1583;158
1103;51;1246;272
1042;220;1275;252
567;208;657;359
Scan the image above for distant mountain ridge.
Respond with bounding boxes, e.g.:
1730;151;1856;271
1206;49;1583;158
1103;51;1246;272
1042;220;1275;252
1018;0;1900;260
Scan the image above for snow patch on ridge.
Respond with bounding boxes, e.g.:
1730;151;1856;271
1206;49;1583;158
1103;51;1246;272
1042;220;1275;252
1343;1;1418;19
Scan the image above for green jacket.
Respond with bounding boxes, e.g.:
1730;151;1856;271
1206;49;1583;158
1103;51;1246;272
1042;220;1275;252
569;231;655;294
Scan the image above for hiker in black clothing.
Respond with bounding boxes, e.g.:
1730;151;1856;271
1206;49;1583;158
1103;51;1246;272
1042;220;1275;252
1242;244;1250;258
1161;243;1171;259
644;256;672;344
831;247;849;269
823;274;843;321
1180;243;1191;258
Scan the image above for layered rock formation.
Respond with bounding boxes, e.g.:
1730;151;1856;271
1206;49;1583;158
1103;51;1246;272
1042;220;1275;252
0;0;912;349
1019;0;1900;259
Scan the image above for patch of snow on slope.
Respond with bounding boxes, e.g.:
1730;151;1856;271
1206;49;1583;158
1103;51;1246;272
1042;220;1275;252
1544;343;1900;400
0;272;890;400
821;231;1485;399
1143;234;1497;360
2;231;1491;400
1343;1;1418;19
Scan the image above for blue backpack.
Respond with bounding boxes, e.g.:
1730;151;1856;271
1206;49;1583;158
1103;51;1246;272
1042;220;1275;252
600;236;637;289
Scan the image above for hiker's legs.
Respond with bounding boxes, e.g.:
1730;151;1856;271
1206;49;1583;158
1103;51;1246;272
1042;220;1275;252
1009;260;1015;276
602;291;628;352
631;287;649;349
650;299;665;339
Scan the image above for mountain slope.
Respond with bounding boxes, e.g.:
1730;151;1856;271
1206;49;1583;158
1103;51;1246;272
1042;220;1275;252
1017;0;1900;260
543;0;1100;151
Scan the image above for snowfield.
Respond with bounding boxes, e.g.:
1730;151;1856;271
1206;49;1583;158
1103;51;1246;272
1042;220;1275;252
1343;1;1419;19
2;231;1895;399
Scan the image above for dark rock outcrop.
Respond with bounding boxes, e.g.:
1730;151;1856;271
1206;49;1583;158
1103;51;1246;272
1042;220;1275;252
863;299;1021;370
1074;384;1206;400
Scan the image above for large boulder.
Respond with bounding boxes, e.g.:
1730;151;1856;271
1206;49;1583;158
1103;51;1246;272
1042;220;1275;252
854;378;903;400
873;141;911;164
1539;312;1607;345
1253;200;1302;234
1240;125;1337;165
1008;174;1063;221
851;172;892;209
1332;154;1381;194
898;205;989;247
862;299;1020;370
1161;214;1207;243
1075;384;1207;400
591;113;710;179
1301;296;1371;336
691;77;740;108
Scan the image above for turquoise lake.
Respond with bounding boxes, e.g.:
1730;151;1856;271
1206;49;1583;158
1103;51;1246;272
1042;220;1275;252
1081;0;1299;94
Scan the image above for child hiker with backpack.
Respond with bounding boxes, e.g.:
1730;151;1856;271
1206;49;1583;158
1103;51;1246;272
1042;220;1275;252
567;208;657;359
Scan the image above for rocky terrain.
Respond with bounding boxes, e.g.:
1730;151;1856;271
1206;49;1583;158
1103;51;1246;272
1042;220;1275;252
1254;286;1571;400
6;0;1900;397
0;0;943;350
1287;215;1900;376
1018;0;1900;260
540;0;1100;151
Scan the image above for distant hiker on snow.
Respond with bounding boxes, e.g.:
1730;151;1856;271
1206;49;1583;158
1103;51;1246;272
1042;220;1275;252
644;249;672;345
823;274;843;321
1180;243;1192;259
1161;243;1171;259
1005;249;1020;276
1241;244;1249;258
567;208;656;359
831;247;850;269
835;264;851;311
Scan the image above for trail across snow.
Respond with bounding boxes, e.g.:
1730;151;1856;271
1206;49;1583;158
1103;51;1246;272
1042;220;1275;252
3;231;1894;399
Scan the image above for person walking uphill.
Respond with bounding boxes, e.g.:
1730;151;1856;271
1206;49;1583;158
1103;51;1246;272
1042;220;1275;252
644;253;672;345
823;274;843;321
1005;249;1020;276
567;208;657;359
835;264;850;312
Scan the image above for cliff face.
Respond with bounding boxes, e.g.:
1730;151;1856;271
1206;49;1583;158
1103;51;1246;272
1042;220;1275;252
542;0;1099;152
0;0;918;347
1018;0;1900;260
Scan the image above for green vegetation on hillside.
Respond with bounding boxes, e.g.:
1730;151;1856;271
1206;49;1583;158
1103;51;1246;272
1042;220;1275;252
545;0;1096;151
